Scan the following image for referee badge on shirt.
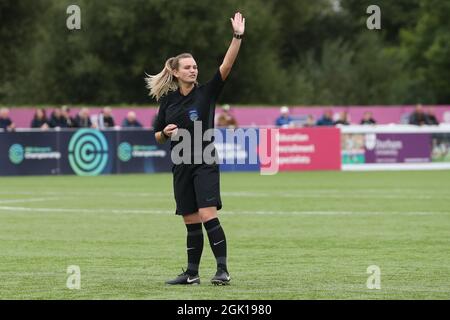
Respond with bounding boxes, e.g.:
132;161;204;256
188;109;199;121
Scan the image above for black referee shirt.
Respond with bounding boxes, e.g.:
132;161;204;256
153;69;226;162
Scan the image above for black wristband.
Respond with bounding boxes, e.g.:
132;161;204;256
233;33;244;39
161;130;169;140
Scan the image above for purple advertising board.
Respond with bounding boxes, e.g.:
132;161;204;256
364;133;431;164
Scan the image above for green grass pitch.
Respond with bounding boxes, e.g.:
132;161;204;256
0;170;449;299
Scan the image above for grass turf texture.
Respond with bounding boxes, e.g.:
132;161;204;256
0;171;449;299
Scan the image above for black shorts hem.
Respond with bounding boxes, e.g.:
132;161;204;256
175;203;222;216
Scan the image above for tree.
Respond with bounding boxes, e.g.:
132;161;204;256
399;0;450;103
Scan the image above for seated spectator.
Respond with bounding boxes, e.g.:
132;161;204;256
98;107;116;129
122;111;143;128
0;107;16;132
49;107;69;128
61;105;76;128
426;107;439;125
30;108;49;130
275;106;293;127
74;107;96;128
334;111;350;125
316;109;334;126
303;114;315;127
409;104;428;126
360;111;377;125
216;104;238;129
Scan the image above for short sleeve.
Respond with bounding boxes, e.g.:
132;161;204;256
205;69;226;100
153;96;168;132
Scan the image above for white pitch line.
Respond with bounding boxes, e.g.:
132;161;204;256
0;206;447;216
1;191;448;200
0;206;169;214
0;198;58;204
1;188;449;197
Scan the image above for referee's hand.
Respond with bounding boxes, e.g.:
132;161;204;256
163;124;178;137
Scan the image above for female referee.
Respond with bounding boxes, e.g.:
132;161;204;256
146;12;245;285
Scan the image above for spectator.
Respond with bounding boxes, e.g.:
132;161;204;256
75;107;96;128
215;104;238;128
426;107;439;125
360;111;377;125
303;114;315;127
316;109;334;126
30;108;49;130
409;104;428;126
275;106;293;127
0;107;16;132
98;107;116;129
61;105;76;128
334;111;350;125
122;111;143;128
49;107;69;128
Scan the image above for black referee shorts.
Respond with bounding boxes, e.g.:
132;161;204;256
172;163;222;215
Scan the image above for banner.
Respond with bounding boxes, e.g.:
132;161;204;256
216;128;260;172
116;130;171;174
278;128;341;171
342;133;431;164
58;129;116;175
0;129;172;176
0;131;60;176
431;133;450;163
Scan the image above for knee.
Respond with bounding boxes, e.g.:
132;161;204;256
183;212;201;224
198;207;218;223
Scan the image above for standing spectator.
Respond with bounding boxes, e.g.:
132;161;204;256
275;106;293;127
334;111;350;125
426;107;439;125
0;107;16;132
360;111;377;125
316;109;334;126
409;104;428;126
30;108;49;130
122;111;143;128
75;107;96;128
215;104;238;128
98;107;116;129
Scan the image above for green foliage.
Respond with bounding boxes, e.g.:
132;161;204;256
0;0;448;105
399;0;450;103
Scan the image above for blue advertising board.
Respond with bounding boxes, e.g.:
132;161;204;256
0;128;259;176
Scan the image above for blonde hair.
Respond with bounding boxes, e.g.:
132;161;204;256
145;53;194;101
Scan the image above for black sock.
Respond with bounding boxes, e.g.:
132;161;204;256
185;223;204;276
204;218;228;273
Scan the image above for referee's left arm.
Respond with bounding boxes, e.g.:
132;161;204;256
220;12;245;81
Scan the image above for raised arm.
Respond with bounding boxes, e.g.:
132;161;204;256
219;12;246;81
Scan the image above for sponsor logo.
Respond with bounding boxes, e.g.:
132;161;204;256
68;129;108;176
9;144;61;165
9;144;24;164
189;109;199;121
187;277;199;283
117;142;167;162
117;142;132;162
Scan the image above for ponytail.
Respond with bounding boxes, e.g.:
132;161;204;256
145;53;193;101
